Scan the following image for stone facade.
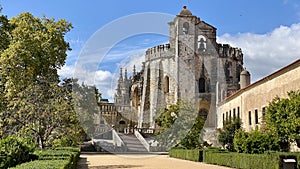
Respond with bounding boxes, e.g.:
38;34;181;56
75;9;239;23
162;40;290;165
95;99;132;134
114;6;245;136
217;59;300;132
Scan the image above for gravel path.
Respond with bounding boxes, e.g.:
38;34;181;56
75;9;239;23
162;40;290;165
77;154;233;169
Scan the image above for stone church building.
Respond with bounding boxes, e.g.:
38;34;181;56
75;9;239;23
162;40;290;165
114;6;246;141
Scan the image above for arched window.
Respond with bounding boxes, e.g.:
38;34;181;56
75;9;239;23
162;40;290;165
183;22;189;35
164;76;169;93
198;35;207;51
199;109;208;121
199;78;206;93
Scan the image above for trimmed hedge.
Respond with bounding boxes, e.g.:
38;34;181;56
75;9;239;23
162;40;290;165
10;147;80;169
169;148;300;169
203;149;300;169
169;148;203;162
0;135;35;168
9;160;70;169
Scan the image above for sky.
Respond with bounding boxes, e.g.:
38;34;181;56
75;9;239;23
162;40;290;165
1;0;300;101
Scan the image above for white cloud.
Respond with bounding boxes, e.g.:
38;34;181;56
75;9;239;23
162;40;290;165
60;23;300;101
58;65;117;102
218;23;300;82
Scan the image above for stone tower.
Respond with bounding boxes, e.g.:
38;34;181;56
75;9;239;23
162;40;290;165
115;6;245;142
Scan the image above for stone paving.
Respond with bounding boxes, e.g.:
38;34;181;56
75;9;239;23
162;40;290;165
77;154;233;169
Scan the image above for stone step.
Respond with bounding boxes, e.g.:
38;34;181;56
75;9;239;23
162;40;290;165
118;133;148;152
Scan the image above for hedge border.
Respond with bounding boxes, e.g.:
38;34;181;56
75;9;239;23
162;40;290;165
9;147;80;169
169;148;300;169
203;149;299;169
169;148;203;162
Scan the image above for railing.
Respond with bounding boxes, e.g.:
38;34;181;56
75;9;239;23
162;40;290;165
134;130;150;152
112;129;125;147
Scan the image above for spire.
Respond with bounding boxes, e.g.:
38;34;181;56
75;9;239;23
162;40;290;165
133;65;136;76
119;68;123;81
125;68;128;80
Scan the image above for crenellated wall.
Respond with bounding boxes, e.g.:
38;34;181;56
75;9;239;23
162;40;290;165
218;44;243;61
145;44;174;61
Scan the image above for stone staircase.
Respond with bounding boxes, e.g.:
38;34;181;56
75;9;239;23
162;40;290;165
118;133;148;152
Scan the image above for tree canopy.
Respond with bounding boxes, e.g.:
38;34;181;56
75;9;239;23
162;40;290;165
265;90;300;151
218;118;241;151
155;100;205;149
0;12;79;148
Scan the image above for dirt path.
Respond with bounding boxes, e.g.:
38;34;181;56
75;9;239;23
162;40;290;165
77;154;233;169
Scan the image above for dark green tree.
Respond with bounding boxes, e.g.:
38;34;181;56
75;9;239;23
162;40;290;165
265;90;300;151
218;118;241;151
155;100;205;149
234;128;280;154
73;81;101;138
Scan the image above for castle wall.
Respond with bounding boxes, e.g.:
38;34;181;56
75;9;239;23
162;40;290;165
141;45;176;128
217;59;300;131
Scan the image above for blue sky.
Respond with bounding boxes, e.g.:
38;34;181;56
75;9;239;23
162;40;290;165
1;0;300;101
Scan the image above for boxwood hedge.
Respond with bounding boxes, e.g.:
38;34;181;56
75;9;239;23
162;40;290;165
169;148;203;162
170;148;299;169
10;147;80;169
203;149;299;169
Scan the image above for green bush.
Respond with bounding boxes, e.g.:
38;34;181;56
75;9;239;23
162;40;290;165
203;149;300;169
9;160;69;169
0;135;35;168
10;147;81;169
34;148;80;168
218;119;241;152
52;136;78;147
169;148;203;162
234;128;280;154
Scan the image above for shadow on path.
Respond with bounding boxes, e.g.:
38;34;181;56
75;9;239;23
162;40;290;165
77;157;89;169
77;156;143;169
88;165;143;169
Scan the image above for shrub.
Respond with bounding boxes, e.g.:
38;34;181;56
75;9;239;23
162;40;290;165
9;160;69;169
234;128;280;154
52;136;78;147
34;147;80;168
203;149;279;169
11;147;81;169
203;149;300;169
218;119;241;151
0;135;35;168
169;148;203;162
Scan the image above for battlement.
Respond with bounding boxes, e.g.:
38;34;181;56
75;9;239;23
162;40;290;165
218;43;243;61
145;44;174;61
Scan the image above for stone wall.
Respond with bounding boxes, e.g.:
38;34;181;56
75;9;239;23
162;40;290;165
217;59;300;131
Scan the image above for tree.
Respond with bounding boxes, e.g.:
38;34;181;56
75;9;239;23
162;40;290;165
0;5;11;137
0;12;72;148
50;78;91;146
155;100;205;149
265;90;300;151
218;118;241;151
72;80;101;139
234;128;280;154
